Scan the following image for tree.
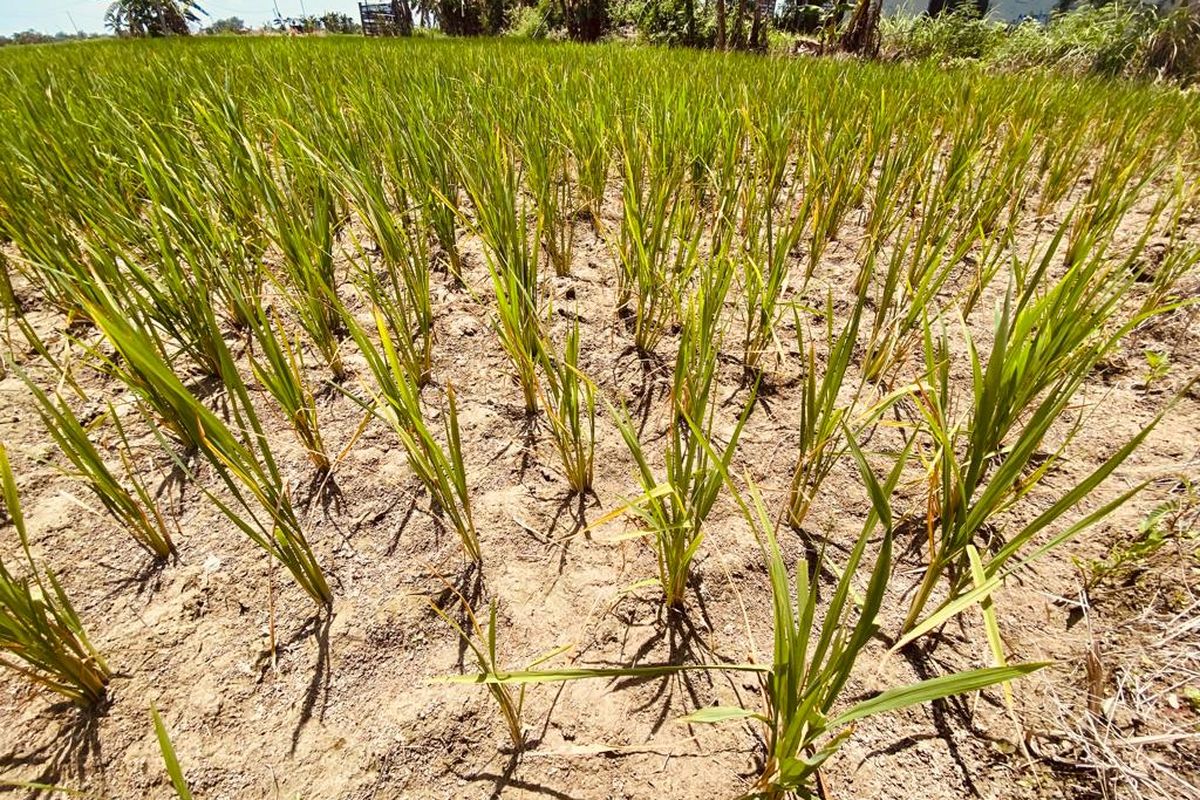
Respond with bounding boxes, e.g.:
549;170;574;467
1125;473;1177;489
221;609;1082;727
728;0;768;50
437;0;487;34
563;0;610;41
775;0;821;33
207;16;246;33
413;0;438;28
321;13;355;33
389;0;414;35
12;30;52;44
636;0;707;46
105;0;207;37
840;0;882;56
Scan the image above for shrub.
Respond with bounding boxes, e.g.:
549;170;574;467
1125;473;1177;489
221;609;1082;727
633;0;715;46
882;7;1003;62
883;2;1200;83
207;16;246;34
1137;2;1200;80
1008;1;1155;75
507;5;552;38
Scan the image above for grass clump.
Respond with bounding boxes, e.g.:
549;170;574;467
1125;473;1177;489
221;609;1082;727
87;296;332;608
0;443;111;708
25;380;175;560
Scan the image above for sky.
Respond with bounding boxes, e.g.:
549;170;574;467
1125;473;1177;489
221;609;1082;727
0;0;367;35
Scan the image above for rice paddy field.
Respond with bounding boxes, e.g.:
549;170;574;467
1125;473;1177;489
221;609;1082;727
0;35;1199;800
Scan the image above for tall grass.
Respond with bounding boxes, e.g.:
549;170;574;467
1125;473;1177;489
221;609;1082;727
883;2;1200;83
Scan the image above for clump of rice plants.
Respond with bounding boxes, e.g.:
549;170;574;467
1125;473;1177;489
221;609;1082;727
685;449;1043;798
459;128;545;414
245;304;330;472
25;379;175;559
259;154;348;381
561;80;612;229
0;443;111;707
614;107;705;356
786;296;865;531
737;195;806;377
347;311;480;563
519;99;576;277
900;246;1164;632
342;163;434;388
539;318;596;496
0;34;1197;798
392;104;463;279
86;296;332;607
610;260;745;608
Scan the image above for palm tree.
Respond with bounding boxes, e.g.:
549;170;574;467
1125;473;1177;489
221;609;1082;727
105;0;206;37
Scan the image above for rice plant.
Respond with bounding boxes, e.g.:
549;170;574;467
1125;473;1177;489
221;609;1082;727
859;201;978;383
900;280;1163;632
245;304;330;472
347;311;480;563
435;587;770;750
186;91;270;329
343;168;435;389
151;703;194;800
0;442;111;707
430;592;553;750
609;260;746;608
539;318;596;495
85;295;332;607
685;446;1043;798
25;378;175;559
0;250;16;320
458;127;544;414
785;296;865;531
562;82;612;229
614;114;704;356
393;105;463;279
115;118;246;376
520;100;576;277
259;154;348;381
738;195;806;377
